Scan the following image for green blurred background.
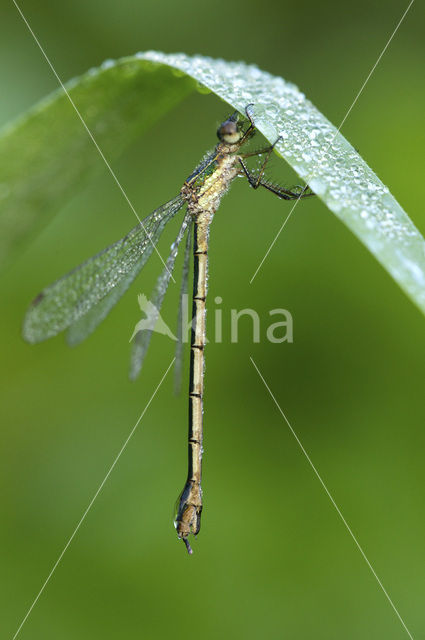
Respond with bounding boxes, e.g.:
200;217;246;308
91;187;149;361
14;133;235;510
1;1;424;638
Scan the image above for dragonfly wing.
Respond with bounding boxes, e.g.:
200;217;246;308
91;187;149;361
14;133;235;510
67;261;143;346
174;219;193;394
129;211;192;380
23;195;184;344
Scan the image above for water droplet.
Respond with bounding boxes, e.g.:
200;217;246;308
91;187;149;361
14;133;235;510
101;59;115;70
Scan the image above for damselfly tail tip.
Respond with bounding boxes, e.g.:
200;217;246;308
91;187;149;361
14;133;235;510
183;538;193;555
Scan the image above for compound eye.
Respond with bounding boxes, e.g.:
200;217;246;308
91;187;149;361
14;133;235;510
217;119;241;143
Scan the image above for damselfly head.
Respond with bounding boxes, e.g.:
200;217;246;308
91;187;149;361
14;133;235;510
217;112;243;144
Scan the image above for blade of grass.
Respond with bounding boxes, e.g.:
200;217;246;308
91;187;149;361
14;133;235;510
1;50;423;317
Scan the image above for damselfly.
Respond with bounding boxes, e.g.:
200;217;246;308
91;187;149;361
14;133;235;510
23;105;314;554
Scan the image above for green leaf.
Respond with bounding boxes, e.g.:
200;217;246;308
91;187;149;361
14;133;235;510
1;50;424;317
